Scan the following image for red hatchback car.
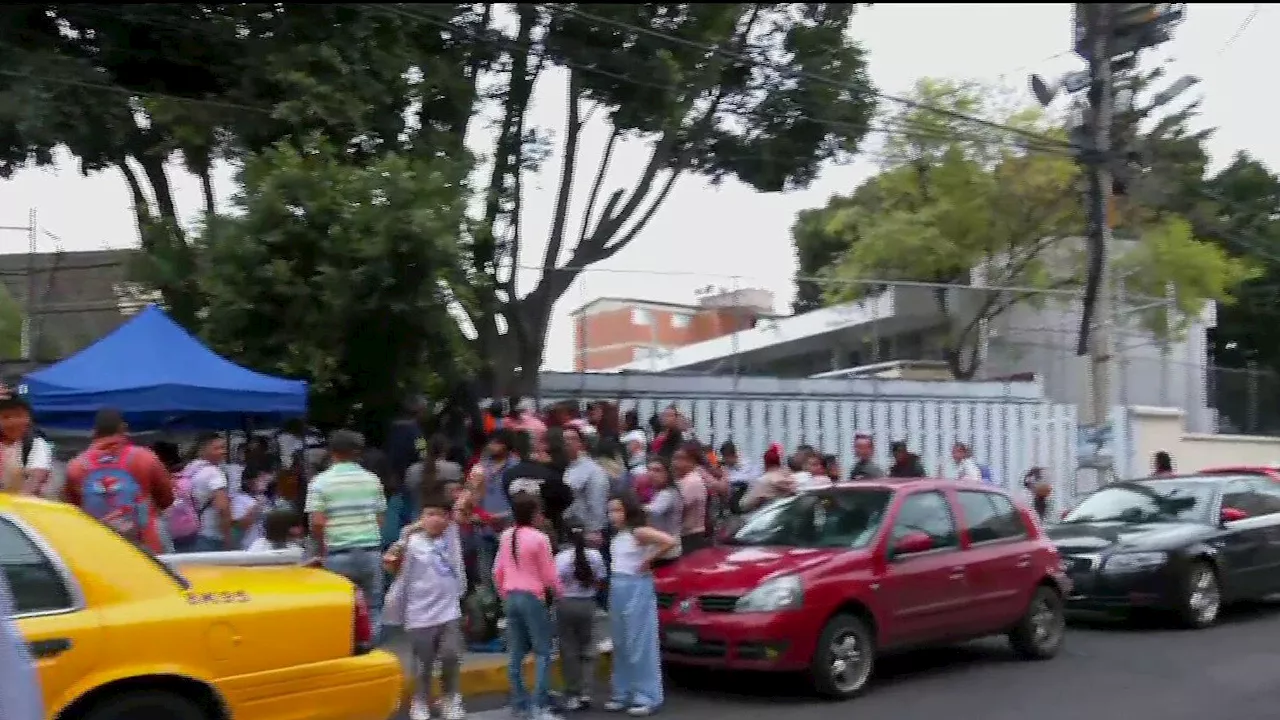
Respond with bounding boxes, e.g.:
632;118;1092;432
652;479;1069;699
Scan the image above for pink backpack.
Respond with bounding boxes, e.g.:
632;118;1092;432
164;461;205;541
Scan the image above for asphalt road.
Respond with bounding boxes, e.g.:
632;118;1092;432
395;602;1280;720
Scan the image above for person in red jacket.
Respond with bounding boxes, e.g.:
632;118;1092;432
64;409;174;554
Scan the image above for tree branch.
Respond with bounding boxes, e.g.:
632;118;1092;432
199;167;216;217
472;5;538;361
541;69;584;277
117;161;153;230
133;150;179;223
576;127;618;250
597;167;683;262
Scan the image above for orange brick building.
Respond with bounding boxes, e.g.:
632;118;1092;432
570;288;777;371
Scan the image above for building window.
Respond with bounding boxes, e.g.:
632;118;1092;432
670;312;692;329
631;307;652;326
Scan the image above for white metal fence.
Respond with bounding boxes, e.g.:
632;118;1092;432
540;372;1106;513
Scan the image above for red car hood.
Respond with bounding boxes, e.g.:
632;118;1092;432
654;544;851;596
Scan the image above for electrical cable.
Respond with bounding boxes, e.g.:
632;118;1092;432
545;4;1076;152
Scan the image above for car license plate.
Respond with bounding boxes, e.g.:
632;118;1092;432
664;629;697;648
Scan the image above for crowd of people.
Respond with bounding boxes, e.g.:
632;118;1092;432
0;390;1065;720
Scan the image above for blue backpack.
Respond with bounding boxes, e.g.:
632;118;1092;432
978;464;996;486
81;447;149;545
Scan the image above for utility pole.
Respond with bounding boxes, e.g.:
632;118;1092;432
1032;4;1186;480
23;208;37;360
1083;4;1115;461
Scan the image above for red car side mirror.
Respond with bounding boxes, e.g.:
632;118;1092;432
1221;507;1248;524
893;531;933;556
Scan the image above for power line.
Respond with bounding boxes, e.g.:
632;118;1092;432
0;9;1072;171
365;4;1071;158
545;4;1076;152
1219;4;1262;55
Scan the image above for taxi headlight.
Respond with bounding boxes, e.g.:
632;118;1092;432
735;574;803;613
1103;552;1167;572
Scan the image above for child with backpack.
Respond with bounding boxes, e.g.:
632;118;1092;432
383;494;468;720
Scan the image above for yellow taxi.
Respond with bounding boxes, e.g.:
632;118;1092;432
1;493;403;720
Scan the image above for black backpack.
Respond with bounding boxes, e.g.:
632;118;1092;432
20;431;41;466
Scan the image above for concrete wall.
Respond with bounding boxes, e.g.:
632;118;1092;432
980;300;1215;433
1126;405;1280;476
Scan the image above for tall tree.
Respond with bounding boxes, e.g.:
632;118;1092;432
444;4;876;392
195;136;471;433
802;78;1253;379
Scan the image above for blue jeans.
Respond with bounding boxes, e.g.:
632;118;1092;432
609;574;662;709
505;591;553;712
193;535;224;552
324;547;385;637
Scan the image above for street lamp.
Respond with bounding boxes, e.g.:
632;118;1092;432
1029;69;1091;108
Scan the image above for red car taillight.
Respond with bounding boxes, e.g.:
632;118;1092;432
353;588;374;654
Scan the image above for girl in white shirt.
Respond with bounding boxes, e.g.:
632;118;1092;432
605;495;677;717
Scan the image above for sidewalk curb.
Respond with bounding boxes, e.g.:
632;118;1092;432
397;644;615;702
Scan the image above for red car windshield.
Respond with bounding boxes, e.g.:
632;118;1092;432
729;489;891;548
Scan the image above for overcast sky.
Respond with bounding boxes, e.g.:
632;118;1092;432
0;4;1270;371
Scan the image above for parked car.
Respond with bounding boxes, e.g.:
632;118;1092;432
652;479;1068;699
1049;472;1280;628
1;493;403;720
1200;464;1280;481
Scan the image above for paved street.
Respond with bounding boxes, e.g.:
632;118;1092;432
395;602;1280;720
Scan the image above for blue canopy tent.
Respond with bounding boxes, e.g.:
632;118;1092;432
21;305;307;430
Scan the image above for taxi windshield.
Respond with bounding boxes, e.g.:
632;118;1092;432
1061;480;1216;525
730;489;891;548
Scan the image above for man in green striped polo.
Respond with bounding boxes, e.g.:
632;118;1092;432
305;429;387;632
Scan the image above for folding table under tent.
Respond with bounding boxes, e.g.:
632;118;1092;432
20;304;307;431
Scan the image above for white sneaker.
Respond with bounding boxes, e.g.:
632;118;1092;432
603;700;627;712
533;708;564;720
626;706;655;717
441;694;467;720
408;698;431;720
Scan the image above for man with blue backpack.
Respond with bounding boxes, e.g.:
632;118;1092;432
64;409;175;554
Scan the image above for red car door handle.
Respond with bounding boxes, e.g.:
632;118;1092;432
1016;554;1032;568
949;568;966;580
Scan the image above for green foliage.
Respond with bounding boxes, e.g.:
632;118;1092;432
795;77;1250;379
0;284;23;359
1114;216;1260;337
1196;154;1280;370
194;136;473;431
